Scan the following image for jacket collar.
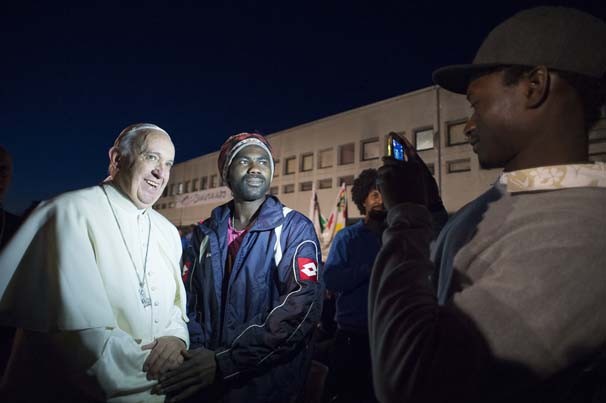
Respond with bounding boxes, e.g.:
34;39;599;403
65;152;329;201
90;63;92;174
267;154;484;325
499;162;606;193
211;195;285;232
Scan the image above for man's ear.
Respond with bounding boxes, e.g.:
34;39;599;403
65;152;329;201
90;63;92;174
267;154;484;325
525;65;550;108
109;147;121;171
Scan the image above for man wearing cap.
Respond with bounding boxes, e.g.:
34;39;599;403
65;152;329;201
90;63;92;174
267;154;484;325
0;124;189;402
155;133;323;403
369;6;606;403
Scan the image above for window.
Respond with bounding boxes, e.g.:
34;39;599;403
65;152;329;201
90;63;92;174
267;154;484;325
184;181;190;193
273;159;280;177
589;125;606;143
361;138;380;161
177;183;184;194
338;143;355;165
318;178;332;189
283;184;295;194
284;156;296;175
270;186;279;195
200;176;208;190
318;148;334;169
589;152;606;162
589;104;606;143
300;181;313;191
448;120;468;146
415;128;434;151
169;202;176;208
210;175;218;188
338;175;354;186
162;187;168;198
192;178;199;191
161;203;167;209
447;159;471;173
300;153;314;172
169;184;175;196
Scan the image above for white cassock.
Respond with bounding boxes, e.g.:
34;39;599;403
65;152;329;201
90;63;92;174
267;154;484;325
0;183;189;402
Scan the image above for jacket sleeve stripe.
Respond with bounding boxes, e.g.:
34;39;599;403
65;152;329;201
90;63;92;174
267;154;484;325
258;300;316;365
217;239;320;379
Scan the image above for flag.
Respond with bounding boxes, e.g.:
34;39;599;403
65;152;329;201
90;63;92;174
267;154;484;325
321;182;348;253
309;182;327;238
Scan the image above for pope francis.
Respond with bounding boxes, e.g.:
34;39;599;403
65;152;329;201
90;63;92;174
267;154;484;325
0;123;189;402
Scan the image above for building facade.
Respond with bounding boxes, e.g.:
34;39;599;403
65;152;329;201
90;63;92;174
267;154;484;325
155;86;606;227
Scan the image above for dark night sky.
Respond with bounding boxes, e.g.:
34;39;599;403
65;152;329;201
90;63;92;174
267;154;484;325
2;0;605;213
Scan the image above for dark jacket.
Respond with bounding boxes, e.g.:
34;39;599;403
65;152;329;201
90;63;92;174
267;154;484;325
324;219;381;333
183;196;323;403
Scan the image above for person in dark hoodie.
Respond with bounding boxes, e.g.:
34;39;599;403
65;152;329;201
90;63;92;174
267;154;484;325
156;132;323;403
324;168;385;403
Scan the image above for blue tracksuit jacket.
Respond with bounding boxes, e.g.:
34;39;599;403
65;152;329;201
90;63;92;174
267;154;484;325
183;195;323;402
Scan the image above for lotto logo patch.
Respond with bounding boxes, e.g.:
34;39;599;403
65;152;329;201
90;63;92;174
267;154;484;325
182;262;191;282
297;257;318;282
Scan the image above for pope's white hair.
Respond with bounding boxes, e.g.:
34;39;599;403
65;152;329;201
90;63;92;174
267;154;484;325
107;123;170;178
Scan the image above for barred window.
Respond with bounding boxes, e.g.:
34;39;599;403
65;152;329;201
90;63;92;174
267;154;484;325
274;159;280;177
338;175;354;186
361;138;380;160
339;143;355;165
301;153;314;172
415;128;434;151
448;120;468;146
284;157;296;175
300;181;313;191
447;159;471;173
318;148;333;169
210;175;219;188
589;152;606;162
319;178;333;189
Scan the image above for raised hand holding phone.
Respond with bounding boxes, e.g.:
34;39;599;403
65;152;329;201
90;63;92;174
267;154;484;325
378;132;442;211
386;132;407;161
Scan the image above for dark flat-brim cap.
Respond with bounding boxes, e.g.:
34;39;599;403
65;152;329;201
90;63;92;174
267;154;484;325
433;6;606;94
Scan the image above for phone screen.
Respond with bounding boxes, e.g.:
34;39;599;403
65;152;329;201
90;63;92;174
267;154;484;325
391;137;405;161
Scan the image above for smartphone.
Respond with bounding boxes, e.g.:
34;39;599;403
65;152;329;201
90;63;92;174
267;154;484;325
386;132;406;161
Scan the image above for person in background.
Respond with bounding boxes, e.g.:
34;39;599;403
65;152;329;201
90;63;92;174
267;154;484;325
0;145;22;379
0;146;21;251
324;168;385;403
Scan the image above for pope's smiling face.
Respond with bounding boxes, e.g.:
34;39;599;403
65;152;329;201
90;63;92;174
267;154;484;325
113;131;175;209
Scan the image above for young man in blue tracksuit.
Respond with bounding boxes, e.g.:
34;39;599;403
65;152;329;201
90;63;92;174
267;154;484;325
155;132;323;403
